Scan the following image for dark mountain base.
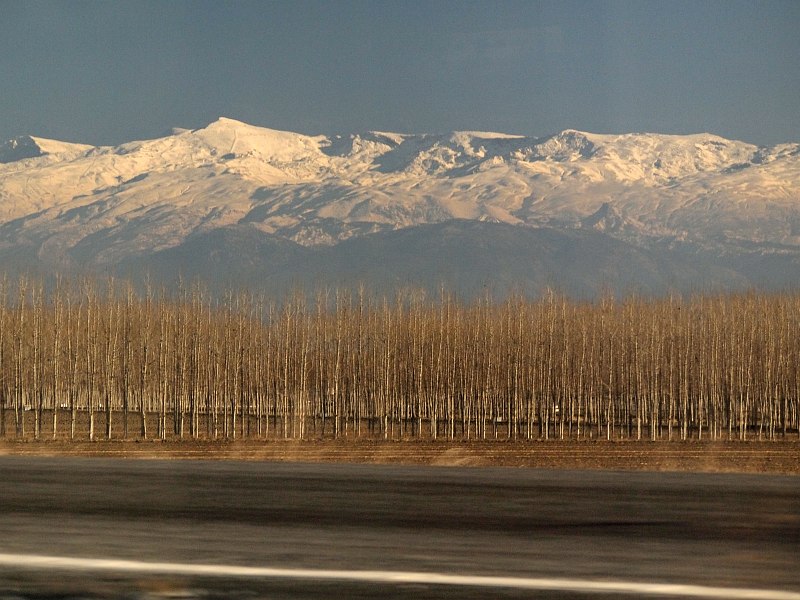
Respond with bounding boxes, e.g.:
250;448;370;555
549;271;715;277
115;220;751;300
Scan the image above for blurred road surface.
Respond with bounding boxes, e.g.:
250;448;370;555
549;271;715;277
0;457;798;599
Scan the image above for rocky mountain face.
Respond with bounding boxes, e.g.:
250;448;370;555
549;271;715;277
0;118;797;298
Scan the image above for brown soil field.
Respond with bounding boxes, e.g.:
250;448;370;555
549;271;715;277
0;438;798;474
1;409;798;473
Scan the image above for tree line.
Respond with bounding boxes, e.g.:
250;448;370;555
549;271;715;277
0;276;798;441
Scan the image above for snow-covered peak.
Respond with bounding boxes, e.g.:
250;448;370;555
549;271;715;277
530;130;599;161
587;131;758;178
0;118;796;269
0;136;43;163
454;131;526;140
99;117;329;171
0;135;92;164
753;142;800;164
320;131;406;160
189;117;326;162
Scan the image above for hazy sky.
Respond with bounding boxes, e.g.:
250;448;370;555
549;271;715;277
1;0;798;146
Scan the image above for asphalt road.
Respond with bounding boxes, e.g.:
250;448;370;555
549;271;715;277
0;457;798;599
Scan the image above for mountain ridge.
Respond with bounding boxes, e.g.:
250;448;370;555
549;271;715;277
0;118;797;298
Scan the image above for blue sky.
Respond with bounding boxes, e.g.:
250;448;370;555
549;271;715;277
1;0;798;146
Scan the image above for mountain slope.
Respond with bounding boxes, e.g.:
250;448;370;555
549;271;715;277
118;221;747;299
0;118;797;297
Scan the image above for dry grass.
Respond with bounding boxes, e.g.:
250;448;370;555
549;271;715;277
1;438;798;474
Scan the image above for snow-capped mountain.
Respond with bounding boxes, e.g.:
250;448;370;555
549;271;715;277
0;117;797;297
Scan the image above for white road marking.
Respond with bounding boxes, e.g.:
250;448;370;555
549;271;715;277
0;553;798;599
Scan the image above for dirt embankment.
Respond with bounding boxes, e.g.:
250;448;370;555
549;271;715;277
0;439;798;474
